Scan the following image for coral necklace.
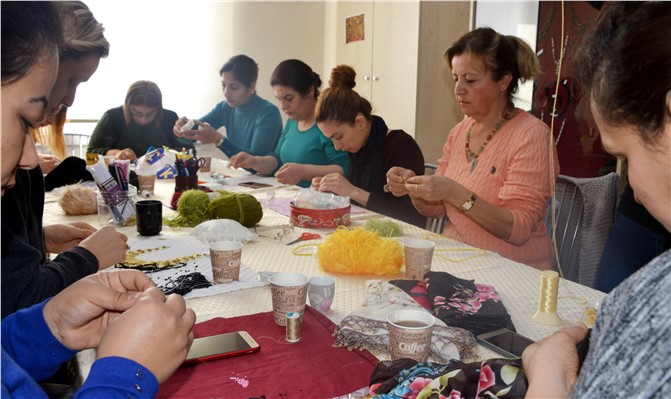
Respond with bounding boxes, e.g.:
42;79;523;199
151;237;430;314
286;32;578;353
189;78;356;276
465;118;506;173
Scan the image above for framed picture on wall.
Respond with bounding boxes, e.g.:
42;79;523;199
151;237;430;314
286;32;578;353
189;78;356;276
345;13;365;44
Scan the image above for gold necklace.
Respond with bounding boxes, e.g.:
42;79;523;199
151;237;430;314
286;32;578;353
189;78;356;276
465;118;506;173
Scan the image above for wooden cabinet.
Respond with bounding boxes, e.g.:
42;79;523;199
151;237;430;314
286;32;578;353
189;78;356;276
335;1;471;164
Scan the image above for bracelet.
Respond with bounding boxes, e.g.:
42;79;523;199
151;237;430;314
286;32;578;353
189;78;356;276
216;137;224;147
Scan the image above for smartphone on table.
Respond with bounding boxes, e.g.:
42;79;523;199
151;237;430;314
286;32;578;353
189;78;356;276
476;328;535;358
182;330;260;366
238;181;273;189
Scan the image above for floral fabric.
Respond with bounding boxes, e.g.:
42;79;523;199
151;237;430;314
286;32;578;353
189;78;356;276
369;358;527;399
333;280;479;363
391;272;516;336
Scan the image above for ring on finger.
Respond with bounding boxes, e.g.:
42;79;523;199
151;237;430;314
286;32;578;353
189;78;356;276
383;184;390;193
415;184;419;192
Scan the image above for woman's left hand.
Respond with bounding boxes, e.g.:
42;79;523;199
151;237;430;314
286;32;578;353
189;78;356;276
313;173;355;197
38;154;61;174
44;222;97;253
522;323;588;398
405;175;455;202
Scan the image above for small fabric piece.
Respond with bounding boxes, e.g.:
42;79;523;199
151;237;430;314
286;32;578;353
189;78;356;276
369;358;527;399
333;280;478;363
157;307;378;399
391;272;516;336
43;157;93;191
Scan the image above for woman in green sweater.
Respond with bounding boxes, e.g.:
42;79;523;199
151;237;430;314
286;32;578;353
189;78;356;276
229;59;348;187
87;80;191;161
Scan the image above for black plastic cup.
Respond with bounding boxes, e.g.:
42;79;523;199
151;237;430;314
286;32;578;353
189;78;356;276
136;200;162;236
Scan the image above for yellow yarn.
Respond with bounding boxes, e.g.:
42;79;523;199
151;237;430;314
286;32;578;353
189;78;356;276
317;227;403;275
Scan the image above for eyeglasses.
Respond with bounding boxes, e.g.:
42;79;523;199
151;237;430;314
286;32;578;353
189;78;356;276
130;108;158;120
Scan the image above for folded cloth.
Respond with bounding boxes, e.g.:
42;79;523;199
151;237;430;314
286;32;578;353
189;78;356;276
333;280;478;363
158;306;378;399
44;156;93;191
391;271;516;336
369;357;527;399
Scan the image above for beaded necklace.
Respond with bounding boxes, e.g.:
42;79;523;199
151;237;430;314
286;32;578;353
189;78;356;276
465;118;506;173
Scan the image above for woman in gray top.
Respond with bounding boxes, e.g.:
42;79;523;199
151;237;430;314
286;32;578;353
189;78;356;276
522;2;671;398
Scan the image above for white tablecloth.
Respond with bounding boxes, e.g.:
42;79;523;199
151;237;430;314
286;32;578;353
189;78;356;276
45;160;604;380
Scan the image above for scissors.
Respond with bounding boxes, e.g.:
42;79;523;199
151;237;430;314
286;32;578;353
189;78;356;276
186;157;207;173
286;232;321;246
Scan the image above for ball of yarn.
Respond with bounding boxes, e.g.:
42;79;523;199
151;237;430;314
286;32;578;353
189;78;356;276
207;190;263;227
317;227;403;275
166;189;210;227
59;185;97;215
364;219;403;237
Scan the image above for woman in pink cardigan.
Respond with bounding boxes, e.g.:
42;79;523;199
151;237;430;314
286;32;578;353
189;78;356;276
387;28;558;270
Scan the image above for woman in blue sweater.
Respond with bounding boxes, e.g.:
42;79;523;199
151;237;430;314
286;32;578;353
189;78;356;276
173;54;283;158
229;59;349;187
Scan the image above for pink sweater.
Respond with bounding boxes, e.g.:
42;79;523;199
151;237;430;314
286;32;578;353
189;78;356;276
430;111;558;270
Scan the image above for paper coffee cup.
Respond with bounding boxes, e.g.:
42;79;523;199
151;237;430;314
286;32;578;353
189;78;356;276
387;309;435;362
403;239;435;280
209;241;242;283
269;272;308;326
137;174;156;197
308;276;335;313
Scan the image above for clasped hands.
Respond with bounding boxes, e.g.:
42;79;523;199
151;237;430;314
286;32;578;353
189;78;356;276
385;166;450;202
43;270;196;383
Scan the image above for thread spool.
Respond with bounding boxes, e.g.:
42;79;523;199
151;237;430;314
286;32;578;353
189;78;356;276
285;312;302;343
532;270;563;325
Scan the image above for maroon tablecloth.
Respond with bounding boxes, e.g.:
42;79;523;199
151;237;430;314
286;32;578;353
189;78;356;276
158;306;379;398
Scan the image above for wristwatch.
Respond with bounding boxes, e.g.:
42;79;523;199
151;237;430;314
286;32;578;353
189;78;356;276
460;194;477;212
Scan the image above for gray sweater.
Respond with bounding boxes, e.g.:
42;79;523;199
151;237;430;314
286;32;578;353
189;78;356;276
570;249;671;397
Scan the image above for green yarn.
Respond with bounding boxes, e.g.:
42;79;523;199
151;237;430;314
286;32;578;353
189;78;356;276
207;190;263;227
166;189;210;227
364;219;403;237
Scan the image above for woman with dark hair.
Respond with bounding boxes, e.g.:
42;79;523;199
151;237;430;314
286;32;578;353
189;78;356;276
174;54;282;158
386;27;557;270
522;2;670;397
88;80;190;160
229;59;349;187
1;3;195;397
1;0;128;319
312;65;425;226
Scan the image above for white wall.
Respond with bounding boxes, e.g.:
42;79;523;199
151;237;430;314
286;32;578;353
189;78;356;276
68;0;326;129
475;1;539;110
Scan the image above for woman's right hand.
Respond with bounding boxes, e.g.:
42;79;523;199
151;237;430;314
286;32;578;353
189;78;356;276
173;117;189;137
78;226;129;270
385;167;416;197
229;152;254;169
96;288;195;383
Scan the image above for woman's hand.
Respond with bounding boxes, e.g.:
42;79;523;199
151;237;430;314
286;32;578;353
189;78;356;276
405;175;456;202
38;154;61;174
275;163;305;185
115;148;137;161
78;226;129;270
42;270;157;351
385;167;416;197
179;120;223;145
44;222;97;253
522;323;588;398
313;173;355;197
96;288;195;383
173;116;189;137
229;152;254;169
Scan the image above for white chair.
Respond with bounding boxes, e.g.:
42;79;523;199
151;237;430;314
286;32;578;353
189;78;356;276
64;133;90;159
545;172;619;288
423;163;448;234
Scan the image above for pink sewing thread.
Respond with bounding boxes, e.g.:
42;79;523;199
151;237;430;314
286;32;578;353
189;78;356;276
229;376;250;388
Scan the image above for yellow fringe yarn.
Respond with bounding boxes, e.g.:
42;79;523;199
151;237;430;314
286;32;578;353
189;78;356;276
317;227;403;275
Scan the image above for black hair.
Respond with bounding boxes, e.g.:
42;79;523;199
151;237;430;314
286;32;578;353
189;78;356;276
2;2;63;85
219;54;258;87
270;59;322;98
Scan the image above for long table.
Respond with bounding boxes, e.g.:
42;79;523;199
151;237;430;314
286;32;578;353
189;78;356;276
42;159;605;385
